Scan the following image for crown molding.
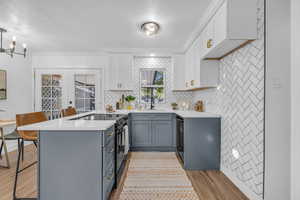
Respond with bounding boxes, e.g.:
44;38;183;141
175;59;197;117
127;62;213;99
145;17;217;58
31;47;185;56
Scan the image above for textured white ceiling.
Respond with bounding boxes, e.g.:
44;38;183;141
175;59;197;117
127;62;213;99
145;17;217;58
0;0;211;52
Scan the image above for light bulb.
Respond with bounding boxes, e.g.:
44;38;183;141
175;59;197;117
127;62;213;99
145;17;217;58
12;36;16;42
22;43;27;49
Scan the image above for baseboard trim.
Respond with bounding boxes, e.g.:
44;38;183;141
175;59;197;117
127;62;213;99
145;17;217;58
221;166;263;200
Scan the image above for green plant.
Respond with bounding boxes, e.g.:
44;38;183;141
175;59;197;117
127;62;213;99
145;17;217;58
171;102;178;107
125;95;136;102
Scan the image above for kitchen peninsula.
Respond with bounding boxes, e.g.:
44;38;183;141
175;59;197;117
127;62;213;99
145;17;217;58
18;110;221;200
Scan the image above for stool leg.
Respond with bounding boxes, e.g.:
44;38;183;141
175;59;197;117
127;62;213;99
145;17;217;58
0;140;3;159
13;139;22;200
21;139;25;161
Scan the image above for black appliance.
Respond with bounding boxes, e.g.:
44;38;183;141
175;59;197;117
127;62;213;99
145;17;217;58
70;113;128;187
114;115;128;188
176;115;184;162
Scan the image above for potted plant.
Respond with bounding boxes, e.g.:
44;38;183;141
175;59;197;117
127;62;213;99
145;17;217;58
171;102;178;110
125;95;136;110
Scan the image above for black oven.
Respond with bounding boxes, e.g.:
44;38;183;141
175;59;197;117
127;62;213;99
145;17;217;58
115;115;128;187
176;115;184;162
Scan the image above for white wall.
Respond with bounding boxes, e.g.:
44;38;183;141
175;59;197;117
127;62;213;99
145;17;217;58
0;53;33;153
291;0;300;199
265;0;291;200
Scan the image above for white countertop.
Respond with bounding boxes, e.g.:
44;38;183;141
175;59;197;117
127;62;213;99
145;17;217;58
17;110;220;131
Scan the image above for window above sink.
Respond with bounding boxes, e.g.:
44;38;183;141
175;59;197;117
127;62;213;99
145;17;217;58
139;68;166;104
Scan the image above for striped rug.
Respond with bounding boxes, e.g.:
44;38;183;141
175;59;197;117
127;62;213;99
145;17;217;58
119;152;199;200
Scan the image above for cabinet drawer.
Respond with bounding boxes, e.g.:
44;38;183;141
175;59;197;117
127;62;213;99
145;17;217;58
104;127;114;145
131;113;173;121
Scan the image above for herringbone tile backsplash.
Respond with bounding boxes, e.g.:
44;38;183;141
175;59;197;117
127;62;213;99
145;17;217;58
194;0;265;199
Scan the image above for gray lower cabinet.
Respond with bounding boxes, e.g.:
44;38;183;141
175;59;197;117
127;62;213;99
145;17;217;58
182;118;221;170
130;113;175;151
152;120;173;147
39;126;115;200
131;120;152;147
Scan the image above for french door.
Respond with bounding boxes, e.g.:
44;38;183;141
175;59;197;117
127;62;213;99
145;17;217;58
35;69;102;119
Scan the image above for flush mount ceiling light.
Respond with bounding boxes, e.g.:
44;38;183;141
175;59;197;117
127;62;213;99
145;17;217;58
141;21;160;36
0;27;27;58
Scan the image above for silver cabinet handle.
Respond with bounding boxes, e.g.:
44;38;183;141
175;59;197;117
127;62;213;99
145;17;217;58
109;148;114;153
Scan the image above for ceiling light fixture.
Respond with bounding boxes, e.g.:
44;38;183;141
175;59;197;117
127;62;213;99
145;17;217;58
0;27;27;58
141;21;160;36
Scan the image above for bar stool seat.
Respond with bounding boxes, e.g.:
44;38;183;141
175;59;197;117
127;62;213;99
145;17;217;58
0;130;23;162
1;130;20;139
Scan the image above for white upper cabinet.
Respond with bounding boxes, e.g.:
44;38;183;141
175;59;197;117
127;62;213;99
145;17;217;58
172;55;186;91
202;0;257;59
184;43;219;90
108;54;133;91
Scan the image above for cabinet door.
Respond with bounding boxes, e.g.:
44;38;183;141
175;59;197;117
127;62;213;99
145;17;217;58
152;121;173;147
172;55;186;90
202;20;215;56
185;48;193;89
131;121;152;147
118;55;133;90
108;55;119;90
193;37;201;88
213;1;227;48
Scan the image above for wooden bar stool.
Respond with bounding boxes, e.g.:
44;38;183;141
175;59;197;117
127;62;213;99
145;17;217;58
61;107;77;117
13;111;48;200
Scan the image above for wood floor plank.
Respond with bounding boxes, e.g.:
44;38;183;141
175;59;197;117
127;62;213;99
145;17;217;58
0;145;248;200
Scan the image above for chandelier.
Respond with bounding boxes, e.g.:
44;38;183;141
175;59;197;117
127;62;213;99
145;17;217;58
0;27;27;58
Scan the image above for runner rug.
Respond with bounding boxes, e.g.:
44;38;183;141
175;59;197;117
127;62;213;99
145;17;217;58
119;152;199;200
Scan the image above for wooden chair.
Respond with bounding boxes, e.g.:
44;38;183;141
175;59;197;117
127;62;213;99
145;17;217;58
13;111;48;200
61;107;77;117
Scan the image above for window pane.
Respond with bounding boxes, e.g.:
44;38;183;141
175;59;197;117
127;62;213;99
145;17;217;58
153;71;164;85
153;87;165;103
141;70;164;86
42;75;51;86
140;87;165;104
75;85;85;98
74;74;96;112
86;86;95;98
52;75;62;86
85;99;95;111
42;87;51;98
52;98;62;110
140;87;152;103
75;99;85;111
42;99;51;111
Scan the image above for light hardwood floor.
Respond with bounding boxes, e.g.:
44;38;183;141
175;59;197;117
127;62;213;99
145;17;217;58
0;145;248;200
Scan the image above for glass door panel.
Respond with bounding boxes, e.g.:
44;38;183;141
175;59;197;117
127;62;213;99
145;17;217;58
41;74;62;119
74;74;96;113
35;69;102;117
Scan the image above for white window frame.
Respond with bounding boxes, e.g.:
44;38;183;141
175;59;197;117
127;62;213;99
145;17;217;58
139;68;166;104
